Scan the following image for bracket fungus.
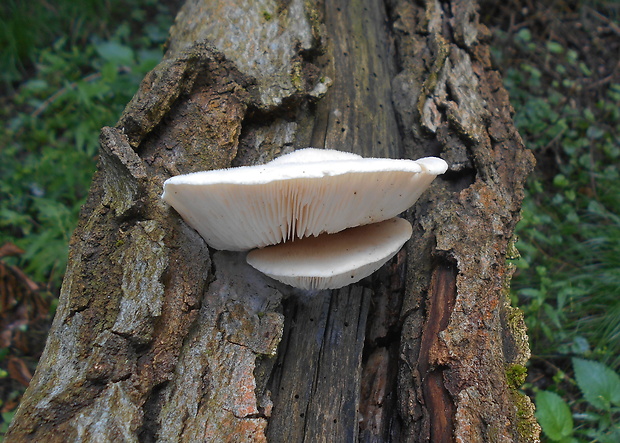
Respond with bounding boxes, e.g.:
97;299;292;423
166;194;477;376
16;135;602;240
247;217;412;290
162;148;447;289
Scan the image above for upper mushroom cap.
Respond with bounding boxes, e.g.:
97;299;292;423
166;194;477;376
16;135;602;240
246;217;413;290
162;148;447;251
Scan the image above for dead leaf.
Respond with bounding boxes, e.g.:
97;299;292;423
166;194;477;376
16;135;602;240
0;243;25;259
7;356;32;387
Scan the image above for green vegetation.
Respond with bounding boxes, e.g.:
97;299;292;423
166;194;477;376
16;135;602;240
489;2;620;441
0;0;173;90
535;358;620;442
506;31;620;367
494;14;620;366
0;0;173;289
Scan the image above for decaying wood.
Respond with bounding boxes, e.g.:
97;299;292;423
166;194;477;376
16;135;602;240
7;0;540;441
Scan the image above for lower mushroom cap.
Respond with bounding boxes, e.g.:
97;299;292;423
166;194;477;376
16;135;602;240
246;217;413;290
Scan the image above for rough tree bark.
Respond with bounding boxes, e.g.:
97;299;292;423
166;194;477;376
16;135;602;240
7;0;541;441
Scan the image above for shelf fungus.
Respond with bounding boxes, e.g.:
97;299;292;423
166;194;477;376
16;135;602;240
162;148;447;289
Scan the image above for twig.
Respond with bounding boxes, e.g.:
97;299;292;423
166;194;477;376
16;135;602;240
584;6;620;37
586;60;620;90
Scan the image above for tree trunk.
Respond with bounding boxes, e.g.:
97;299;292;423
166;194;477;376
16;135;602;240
7;0;541;441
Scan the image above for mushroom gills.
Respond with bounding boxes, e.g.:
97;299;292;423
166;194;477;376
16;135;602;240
246;217;412;290
162;148;447;251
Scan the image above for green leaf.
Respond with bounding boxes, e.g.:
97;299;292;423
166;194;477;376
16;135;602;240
553;174;569;188
95;41;134;66
0;410;16;433
586;126;605;140
579;62;592;77
573;358;620;410
516;28;532;43
519;288;543;299
546;41;564;54
535;390;573;441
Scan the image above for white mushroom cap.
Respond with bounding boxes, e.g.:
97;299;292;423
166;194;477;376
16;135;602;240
268;147;362;164
162;148;447;251
246;217;412;290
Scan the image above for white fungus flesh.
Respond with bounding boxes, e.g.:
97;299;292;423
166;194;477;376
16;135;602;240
162;148;447;251
246;217;413;290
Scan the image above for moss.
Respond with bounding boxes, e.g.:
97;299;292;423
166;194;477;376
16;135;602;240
510;388;542;441
505;357;543;440
262;11;272;21
499;239;541;440
503;293;541;439
304;0;325;51
503;295;531;366
506;235;521;260
506;364;527;390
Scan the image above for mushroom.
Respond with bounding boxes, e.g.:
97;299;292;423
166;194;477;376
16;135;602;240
162;148;447;251
246;217;412;290
162;148;447;289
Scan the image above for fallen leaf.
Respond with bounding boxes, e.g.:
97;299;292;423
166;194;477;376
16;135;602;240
7;356;32;387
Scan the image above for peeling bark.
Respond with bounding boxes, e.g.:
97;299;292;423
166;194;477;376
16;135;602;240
7;0;540;442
